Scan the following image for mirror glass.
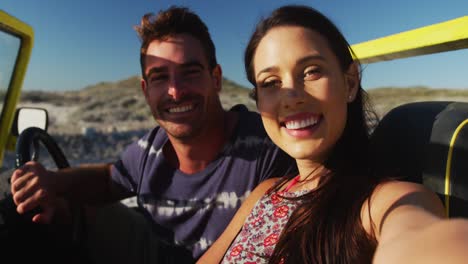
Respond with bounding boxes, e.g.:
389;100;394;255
16;107;48;135
0;29;21;116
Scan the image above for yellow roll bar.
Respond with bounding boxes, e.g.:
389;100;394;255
351;16;468;64
0;10;34;167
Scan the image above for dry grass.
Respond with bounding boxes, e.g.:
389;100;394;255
367;86;468;118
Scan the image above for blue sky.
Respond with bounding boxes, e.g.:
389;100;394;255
2;0;468;91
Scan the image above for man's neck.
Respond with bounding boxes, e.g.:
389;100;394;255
164;110;238;174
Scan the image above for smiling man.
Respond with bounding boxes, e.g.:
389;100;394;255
9;6;295;263
140;32;228;174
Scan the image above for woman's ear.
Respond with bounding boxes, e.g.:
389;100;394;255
345;62;360;102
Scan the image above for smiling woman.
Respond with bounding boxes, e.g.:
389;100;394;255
253;25;355;163
197;5;468;264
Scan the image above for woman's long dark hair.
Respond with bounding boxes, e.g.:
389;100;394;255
245;5;384;263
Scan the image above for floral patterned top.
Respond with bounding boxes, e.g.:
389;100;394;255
222;177;308;263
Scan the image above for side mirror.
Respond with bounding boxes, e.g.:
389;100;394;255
11;107;48;136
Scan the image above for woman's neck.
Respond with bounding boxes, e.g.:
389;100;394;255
295;159;328;190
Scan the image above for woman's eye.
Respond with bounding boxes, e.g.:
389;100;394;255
304;67;322;80
259;79;281;89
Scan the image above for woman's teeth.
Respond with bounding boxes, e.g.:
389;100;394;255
285;117;318;129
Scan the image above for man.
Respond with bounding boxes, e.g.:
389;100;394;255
9;6;295;263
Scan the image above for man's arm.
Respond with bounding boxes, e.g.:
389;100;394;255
10;161;128;223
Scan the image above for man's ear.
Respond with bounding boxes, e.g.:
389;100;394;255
345;62;360;102
211;64;222;93
141;78;149;101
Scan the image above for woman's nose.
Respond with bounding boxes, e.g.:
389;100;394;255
282;88;305;109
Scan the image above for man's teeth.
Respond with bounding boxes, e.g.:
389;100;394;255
285;117;318;129
168;105;193;113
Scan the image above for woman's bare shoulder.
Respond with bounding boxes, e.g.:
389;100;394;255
361;180;445;237
370;180;444;214
372;180;442;203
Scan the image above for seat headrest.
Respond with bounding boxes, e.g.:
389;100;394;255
369;101;468;217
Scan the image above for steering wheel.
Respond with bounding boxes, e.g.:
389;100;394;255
14;127;86;255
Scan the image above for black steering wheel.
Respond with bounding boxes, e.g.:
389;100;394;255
13;127;87;260
15;127;70;169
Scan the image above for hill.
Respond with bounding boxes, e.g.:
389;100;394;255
17;77;468;135
3;78;468;180
18;76;256;134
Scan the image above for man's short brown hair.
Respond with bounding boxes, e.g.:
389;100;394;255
135;6;218;80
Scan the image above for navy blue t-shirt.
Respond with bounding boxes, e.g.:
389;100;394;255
111;105;296;259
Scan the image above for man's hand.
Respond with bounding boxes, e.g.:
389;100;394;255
10;161;61;224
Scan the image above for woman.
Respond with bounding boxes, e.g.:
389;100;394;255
198;5;468;263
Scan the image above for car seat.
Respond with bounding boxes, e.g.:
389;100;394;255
369;101;468;217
